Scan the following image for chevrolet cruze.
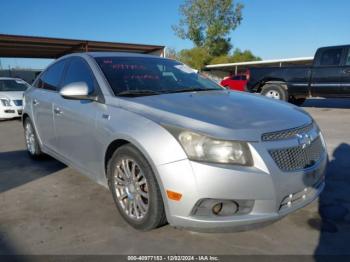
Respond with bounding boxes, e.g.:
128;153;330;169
22;53;327;231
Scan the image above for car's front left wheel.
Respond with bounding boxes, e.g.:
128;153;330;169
107;144;167;230
24;118;43;158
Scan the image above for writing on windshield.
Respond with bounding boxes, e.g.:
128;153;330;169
96;57;222;96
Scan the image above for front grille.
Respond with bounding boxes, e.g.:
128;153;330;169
262;123;313;141
13;100;23;106
269;136;324;172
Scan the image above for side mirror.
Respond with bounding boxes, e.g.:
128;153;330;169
59;82;96;101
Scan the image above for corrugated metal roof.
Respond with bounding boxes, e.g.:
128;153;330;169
206;57;314;69
0;34;165;58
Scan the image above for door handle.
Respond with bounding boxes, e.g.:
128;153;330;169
33;99;39;106
54;107;62;115
342;69;350;74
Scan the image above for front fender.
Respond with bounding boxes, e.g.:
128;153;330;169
98;106;189;219
100;107;187;168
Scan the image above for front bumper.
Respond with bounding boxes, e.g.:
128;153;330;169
157;143;327;232
0;106;23;119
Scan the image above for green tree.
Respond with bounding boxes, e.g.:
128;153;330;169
177;47;212;69
210;49;261;64
173;0;243;56
230;48;261;62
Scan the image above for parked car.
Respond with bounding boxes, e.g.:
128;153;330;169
23;53;327;231
220;74;248;91
246;45;350;105
0;77;30;120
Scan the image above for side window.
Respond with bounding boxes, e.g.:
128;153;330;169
346;49;350;66
38;60;66;91
61;58;95;93
319;48;343;66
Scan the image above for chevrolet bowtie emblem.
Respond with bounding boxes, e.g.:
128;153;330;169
296;133;312;149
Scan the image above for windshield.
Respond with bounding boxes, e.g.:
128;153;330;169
95;57;223;96
0;79;29;92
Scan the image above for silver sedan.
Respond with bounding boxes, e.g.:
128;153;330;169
22;52;327;231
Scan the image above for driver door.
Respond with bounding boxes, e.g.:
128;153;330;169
53;57;104;176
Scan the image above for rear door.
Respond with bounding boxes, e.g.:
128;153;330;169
340;47;350;96
32;60;66;150
311;47;346;97
53;57;104;176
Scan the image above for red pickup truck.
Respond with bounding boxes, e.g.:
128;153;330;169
220;74;248;91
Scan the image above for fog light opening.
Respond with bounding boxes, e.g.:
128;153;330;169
212;203;223;215
192;199;254;217
212;201;239;216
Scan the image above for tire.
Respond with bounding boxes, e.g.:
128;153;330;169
290;97;306;106
24;118;43;159
260;84;288;101
107;144;167;230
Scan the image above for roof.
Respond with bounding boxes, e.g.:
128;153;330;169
206;57;314;69
0;34;165;59
86;52;167;58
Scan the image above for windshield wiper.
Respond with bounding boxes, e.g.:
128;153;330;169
164;87;220;94
117;90;162;97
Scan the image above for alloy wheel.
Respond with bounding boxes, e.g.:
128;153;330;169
113;158;149;220
25;122;36;155
264;90;281;99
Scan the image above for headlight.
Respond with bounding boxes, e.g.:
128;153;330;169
0;98;11;107
166;127;253;165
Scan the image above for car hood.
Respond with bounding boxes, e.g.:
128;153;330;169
117;90;312;141
0;91;24;101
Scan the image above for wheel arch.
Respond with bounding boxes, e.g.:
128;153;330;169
104;138;131;175
103;137;172;220
256;79;288;93
103;136;166;186
22;113;30;127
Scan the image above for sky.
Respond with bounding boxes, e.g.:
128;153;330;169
1;0;350;69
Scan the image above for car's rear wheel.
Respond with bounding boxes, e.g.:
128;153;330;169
107;144;167;230
261;84;288;101
24;118;43;158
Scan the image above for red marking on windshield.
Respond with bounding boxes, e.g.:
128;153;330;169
124;74;159;80
112;64;146;70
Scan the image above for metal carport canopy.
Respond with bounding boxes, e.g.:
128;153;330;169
205;57;314;76
0;34;165;58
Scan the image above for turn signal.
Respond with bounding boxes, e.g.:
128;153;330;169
166;190;182;201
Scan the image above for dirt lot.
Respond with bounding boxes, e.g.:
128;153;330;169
0;98;350;255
